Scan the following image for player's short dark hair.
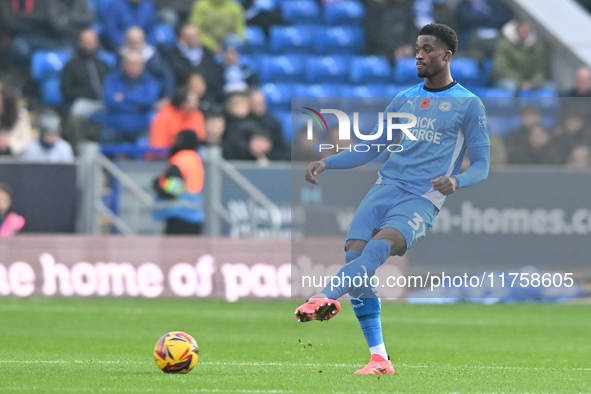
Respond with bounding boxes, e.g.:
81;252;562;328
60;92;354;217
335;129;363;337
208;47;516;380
418;24;459;55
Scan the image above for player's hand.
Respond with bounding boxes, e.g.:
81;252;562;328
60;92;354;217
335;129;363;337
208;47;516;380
305;160;327;185
431;176;458;195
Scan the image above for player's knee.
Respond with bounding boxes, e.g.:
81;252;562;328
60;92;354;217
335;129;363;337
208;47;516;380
372;228;407;256
345;239;367;253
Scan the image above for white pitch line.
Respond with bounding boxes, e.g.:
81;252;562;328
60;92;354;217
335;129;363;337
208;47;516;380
0;360;589;372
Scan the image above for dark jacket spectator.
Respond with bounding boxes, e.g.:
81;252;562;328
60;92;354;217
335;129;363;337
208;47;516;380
221;93;253;160
364;0;418;62
292;126;320;162
189;0;245;53
103;51;160;139
248;89;288;160
120;27;176;98
187;72;219;114
46;0;94;41
104;0;157;50
240;0;281;36
505;105;541;164
552;109;591;164
562;67;591;98
507;124;558;165
62;30;110;102
163;24;224;101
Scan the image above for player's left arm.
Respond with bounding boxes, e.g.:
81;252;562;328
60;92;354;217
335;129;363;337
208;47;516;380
432;98;490;196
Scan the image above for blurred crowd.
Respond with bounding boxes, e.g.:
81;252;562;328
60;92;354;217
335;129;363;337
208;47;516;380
0;0;589;168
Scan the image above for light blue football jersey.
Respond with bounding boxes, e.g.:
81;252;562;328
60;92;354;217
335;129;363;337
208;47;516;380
376;81;490;209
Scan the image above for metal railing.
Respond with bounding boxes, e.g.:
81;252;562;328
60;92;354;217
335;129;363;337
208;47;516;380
78;143;282;236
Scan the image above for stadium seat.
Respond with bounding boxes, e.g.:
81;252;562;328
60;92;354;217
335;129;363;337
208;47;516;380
155;24;176;47
269;26;315;54
295;84;342;115
273;111;293;142
260;82;298;112
259;54;306;83
314;26;364;54
340;85;390;111
394;58;420;85
518;88;559;110
243;26;267;53
240;54;261;75
31;50;71;82
281;0;321;24
41;77;64;106
323;1;365;25
350;56;391;84
305;55;350;83
471;87;515;113
450;58;481;87
384;84;411;97
97;50;118;69
481;58;494;86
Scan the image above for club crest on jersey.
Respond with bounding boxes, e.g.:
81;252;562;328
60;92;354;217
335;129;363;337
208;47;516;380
479;116;487;128
419;98;431;109
439;101;452;112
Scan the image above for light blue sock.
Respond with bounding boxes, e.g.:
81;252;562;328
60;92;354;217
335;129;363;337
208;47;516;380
347;250;385;354
321;240;391;299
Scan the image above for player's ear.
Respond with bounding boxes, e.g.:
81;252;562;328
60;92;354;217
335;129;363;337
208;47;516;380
444;50;452;62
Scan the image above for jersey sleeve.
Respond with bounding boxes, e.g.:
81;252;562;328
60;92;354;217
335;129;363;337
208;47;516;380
462;98;490;148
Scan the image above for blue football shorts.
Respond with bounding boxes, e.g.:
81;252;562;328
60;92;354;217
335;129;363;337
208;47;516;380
346;183;439;254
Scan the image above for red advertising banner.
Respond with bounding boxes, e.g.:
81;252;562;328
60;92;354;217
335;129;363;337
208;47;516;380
0;236;408;300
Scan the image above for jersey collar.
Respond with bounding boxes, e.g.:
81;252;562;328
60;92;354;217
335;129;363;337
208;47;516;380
422;80;458;92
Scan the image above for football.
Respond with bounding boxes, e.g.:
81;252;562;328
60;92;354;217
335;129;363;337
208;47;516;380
153;331;199;374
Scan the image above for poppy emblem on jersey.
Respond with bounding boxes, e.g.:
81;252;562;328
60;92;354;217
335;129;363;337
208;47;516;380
419;98;431;109
439;101;452;112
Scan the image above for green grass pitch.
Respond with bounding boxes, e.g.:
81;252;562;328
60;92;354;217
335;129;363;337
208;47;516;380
0;297;590;393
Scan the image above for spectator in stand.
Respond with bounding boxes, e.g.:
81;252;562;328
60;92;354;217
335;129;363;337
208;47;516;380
364;0;418;63
566;145;591;168
204;108;226;146
246;128;273;166
221;36;258;94
0;88;32;156
552;109;591;164
507;123;557;165
120;26;176;101
493;19;548;96
1;0;92;63
104;0;157;51
189;0;245;54
240;0;282;36
187;72;219;113
505;105;541;164
163;24;224;101
221;92;253;160
61;28;110;145
248;89;288;160
562;67;591;97
291;125;319;162
153;130;205;235
0;183;25;237
149;86;206;150
455;0;511;62
102;51;161;142
23;109;74;163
